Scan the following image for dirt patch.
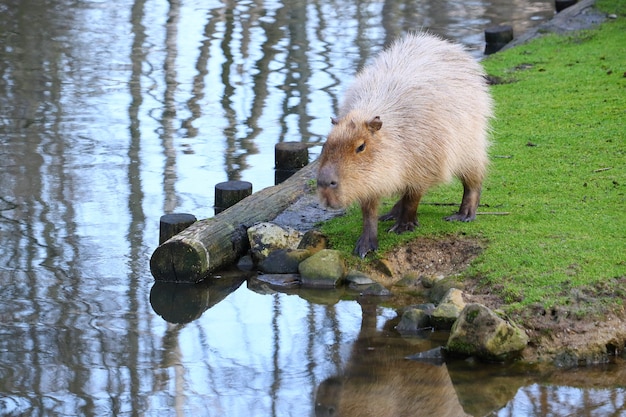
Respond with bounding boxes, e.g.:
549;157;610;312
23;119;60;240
374;236;626;366
374;236;485;283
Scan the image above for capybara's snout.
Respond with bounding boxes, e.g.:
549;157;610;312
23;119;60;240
317;164;339;190
317;164;343;209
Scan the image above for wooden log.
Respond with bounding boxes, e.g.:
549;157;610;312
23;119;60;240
150;160;319;283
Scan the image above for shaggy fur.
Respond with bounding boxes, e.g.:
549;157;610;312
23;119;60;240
317;32;493;258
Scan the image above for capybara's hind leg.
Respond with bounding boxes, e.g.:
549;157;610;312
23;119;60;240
379;199;402;222
446;180;481;222
387;191;422;233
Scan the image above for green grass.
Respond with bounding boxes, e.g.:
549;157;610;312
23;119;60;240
322;0;626;313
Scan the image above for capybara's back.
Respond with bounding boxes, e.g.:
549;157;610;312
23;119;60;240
317;32;493;257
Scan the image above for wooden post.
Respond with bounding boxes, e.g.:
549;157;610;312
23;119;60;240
215;181;253;214
484;25;514;55
275;142;309;184
150;160;319;283
159;213;197;245
555;0;577;12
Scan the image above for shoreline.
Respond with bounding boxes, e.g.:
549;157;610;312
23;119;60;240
268;0;626;366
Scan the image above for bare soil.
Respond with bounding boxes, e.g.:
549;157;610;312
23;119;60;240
376;237;626;366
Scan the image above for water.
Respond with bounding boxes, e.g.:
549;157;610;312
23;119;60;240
1;0;624;416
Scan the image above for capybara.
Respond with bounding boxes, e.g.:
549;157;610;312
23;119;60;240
317;32;493;258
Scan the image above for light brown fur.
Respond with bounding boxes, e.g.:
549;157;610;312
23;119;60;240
317;32;493;257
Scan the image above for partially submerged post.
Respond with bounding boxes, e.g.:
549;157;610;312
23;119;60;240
484;25;514;55
159;213;197;245
215;180;253;214
275;142;309;184
150;160;318;283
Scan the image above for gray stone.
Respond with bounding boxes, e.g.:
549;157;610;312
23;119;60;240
255;273;301;289
406;346;445;366
447;303;529;361
397;310;430;334
345;270;376;285
298;249;345;288
431;288;466;330
247;222;303;262
397;304;435;334
355;282;391;296
258;248;311;274
236;254;254;271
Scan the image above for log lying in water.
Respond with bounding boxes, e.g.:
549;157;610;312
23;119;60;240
150;160;319;283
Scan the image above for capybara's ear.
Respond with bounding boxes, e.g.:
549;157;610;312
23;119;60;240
331;117;339;125
367;116;382;133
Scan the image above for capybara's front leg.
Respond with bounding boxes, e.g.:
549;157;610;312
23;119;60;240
446;182;481;222
355;198;379;258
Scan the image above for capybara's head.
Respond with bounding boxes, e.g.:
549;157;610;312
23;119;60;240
317;114;383;209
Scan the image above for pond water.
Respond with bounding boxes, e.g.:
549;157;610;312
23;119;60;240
1;0;625;415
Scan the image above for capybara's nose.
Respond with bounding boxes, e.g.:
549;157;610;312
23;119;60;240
317;165;338;189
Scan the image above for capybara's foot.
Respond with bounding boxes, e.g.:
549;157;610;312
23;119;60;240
388;221;418;234
354;234;378;258
378;212;396;221
445;212;476;222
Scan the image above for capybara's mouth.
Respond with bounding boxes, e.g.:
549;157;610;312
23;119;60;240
317;188;344;210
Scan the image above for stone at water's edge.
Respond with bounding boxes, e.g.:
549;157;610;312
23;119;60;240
345;270;376;285
431;288;466;330
298;249;345;288
397;303;436;334
254;273;301;288
297;229;328;253
247;222;303;262
447;303;529;361
258;248;312;274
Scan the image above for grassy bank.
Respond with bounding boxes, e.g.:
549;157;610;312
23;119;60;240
321;0;626;314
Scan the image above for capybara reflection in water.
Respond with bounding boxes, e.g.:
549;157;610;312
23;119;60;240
314;300;470;417
317;32;493;258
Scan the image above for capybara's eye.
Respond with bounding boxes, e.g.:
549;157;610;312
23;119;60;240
356;143;366;153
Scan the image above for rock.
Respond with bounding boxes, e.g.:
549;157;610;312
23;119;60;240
429;276;465;304
236;254;254;271
447;303;529;361
345;270;376;285
406;346;445;366
356;282;392;296
254;273;301;289
247;222;303;262
258;248;311;274
397;304;435;334
298;249;345;288
431;288;466;330
394;271;421;287
297;230;328;253
421;274;445;289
